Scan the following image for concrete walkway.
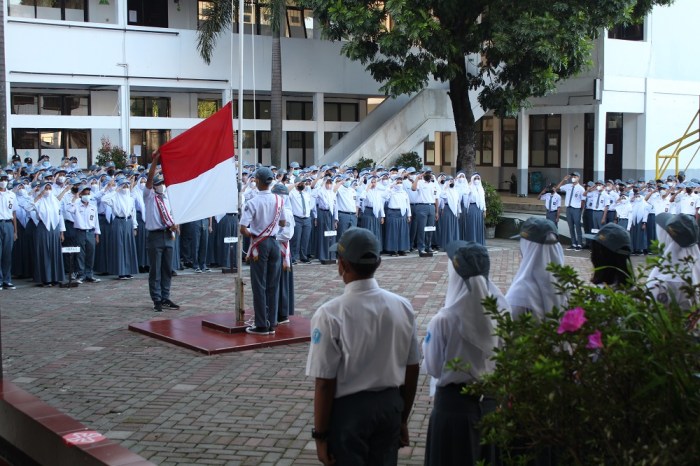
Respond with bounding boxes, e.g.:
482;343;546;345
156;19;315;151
1;239;598;465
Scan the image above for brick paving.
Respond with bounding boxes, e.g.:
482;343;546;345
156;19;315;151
0;238;601;465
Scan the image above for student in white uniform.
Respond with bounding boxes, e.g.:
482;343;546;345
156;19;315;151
506;217;566;320
555;172;585;250
65;184;102;284
647;213;700;310
412;169;439;256
538;183;561;228
0;173;18;289
240;167;287;334
423;240;510;466
306;228;420;466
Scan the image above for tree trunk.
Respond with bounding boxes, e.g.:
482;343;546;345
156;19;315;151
448;58;476;175
269;1;284;168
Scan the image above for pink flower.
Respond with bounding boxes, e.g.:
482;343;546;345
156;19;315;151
557;307;587;334
586;330;604;349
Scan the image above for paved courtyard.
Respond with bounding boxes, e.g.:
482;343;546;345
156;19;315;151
0;239;596;465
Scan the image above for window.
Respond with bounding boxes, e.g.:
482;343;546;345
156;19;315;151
608;21;644;41
11;94;89;116
501;117;518;167
130;97;171;117
232;0;314;38
131;129;171;164
475;117;494;166
9;0;88;21
325;102;358;122
239;131;271;165
198;99;221;118
287;132;314;167
12;128;91;160
127;0;168;28
441;132;453;165
324;132;346;150
233;100;271;119
197;0;214;29
529;115;561;168
286;101;313;120
424;140;435;165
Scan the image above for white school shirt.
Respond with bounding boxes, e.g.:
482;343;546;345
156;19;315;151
0;190;17;220
289;188;312;218
413;179;438;204
560;183;585;208
143;187;174;231
540;192;561;212
678;192;697;216
66;199;101;234
239;189;287;237
335;186;357;214
306;278;420;398
590;190;609;211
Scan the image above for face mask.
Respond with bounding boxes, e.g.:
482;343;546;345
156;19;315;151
91;183;98;189
293;170;300;176
449;183;454;188
297;184;304;191
250;182;256;189
423;174;431;182
81;195;91;203
325;184;332;190
43;189;51;197
304;186;311;192
571;177;579;183
605;186;612;191
457;178;466;184
381;179;389;186
107;169;115;176
343;181;351;188
42;161;50;168
13;162;20;168
474;179;481;185
154;185;165;194
71;163;77;169
0;181;6;189
71;187;79;194
18;188;26;196
596;186;603;191
660;190;667;196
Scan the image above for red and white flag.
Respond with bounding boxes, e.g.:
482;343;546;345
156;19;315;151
159;102;238;224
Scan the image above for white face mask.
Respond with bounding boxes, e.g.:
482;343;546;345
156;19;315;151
43;189;52;197
250;181;256;189
0;181;7;189
81;195;91;203
596;186;603;191
154;185;165;194
57;176;66;184
381;179;390;186
571;177;579;184
473;179;481;185
18;188;27;197
457;178;466;184
660;190;667;196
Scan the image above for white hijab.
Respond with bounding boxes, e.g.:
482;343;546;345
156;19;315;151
33;191;62;230
469;174;486;211
648;228;700;285
505;238;567;320
440;261;510;378
363;185;384;218
442;184;461;217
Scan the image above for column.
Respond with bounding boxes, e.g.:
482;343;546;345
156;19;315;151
517;110;529;196
593;105;606;182
118;82;130;154
313;92;324;165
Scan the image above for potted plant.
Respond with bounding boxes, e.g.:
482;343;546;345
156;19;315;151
484;181;503;239
466;251;700;465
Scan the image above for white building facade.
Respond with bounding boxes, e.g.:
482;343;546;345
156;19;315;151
4;0;699;193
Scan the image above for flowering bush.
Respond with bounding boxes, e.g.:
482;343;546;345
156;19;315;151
468;248;700;465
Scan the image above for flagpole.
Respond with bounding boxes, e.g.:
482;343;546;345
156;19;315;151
235;0;246;323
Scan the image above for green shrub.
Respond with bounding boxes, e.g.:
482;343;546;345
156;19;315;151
355;156;375;171
393;151;422;170
467;247;700;465
484;181;503;227
95;136;128;169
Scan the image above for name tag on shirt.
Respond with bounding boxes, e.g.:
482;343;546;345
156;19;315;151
424;226;436;232
61;246;81;253
223;236;238;243
324;230;337;237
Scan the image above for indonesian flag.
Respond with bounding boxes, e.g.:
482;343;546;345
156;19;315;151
159;102;238;224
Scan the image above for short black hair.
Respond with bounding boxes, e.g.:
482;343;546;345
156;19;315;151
340;253;381;279
590;240;632;286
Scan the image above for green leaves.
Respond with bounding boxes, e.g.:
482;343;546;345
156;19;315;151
471;253;700;465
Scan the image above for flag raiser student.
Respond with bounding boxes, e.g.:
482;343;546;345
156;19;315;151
144;150;180;312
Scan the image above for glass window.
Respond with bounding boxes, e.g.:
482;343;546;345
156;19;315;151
40;96;63;115
325;102;359;122
12;129;40;149
40;130;62;149
131;129;171;164
475;117;493;166
66;96;89;116
529;115;560;167
130;97;171;117
324;132;346;150
287;131;314;167
286;101;313;120
501;117;517;167
12;0;88;21
442;132;453;165
64;0;85;21
198;99;221;118
608;22;644;41
11;95;38;115
424;140;435;165
197;0;214;29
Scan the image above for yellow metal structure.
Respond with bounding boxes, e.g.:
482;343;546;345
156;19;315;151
655;109;700;180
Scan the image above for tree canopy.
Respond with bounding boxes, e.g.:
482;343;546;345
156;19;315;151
302;0;674;172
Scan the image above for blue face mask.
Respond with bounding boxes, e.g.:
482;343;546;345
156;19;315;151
71;163;77;169
42;161;50;168
343;181;351;188
293;170;300;176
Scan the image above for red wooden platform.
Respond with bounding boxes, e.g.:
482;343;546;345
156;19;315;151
128;313;311;355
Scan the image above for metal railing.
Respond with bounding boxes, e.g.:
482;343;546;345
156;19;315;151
655;109;700;179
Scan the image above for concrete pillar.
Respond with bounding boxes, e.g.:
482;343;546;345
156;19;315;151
313;92;324;164
118;82;130;153
517;110;529;196
593;105;606;182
